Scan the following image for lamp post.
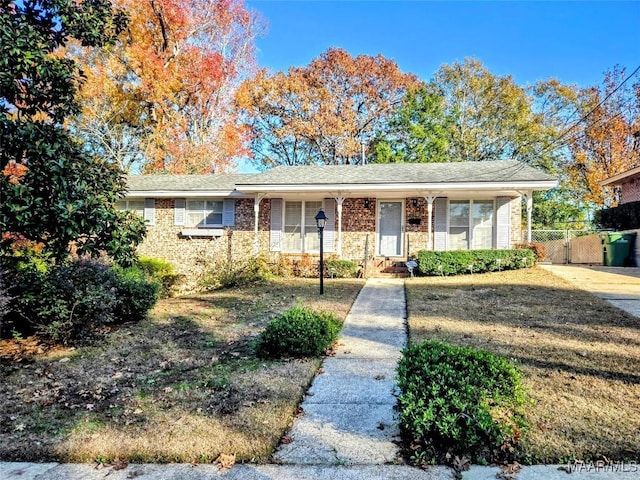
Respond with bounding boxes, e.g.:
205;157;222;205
315;209;327;295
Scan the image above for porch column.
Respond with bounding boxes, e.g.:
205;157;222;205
335;197;345;257
424;195;436;251
253;194;265;255
524;191;533;243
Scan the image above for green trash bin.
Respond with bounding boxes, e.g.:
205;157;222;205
602;232;635;266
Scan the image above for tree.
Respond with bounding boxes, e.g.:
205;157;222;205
369;83;450;163
565;66;640;206
73;0;261;173
1;0;145;265
430;58;551;168
237;48;419;167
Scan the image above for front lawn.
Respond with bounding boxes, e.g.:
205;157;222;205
405;267;640;463
0;278;363;464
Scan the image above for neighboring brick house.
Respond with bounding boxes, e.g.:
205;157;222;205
600;166;640;205
122;161;557;278
600;166;640;263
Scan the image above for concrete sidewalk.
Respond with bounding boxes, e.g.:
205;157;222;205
540;265;640;318
4;461;640;479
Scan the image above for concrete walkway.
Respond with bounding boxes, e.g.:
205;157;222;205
4;277;640;479
540;265;640;318
273;277;406;465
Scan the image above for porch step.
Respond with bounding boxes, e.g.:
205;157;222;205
363;259;411;278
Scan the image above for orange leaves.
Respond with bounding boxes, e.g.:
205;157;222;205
566;65;640;206
238;48;418;166
1;232;44;254
74;0;261;173
2;160;29;185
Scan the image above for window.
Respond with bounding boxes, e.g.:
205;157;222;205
283;200;322;253
472;201;494;249
449;201;469;250
187;200;223;227
449;200;494;250
116;199;145;217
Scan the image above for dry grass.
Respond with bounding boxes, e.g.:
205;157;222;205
406;267;640;463
0;278;363;463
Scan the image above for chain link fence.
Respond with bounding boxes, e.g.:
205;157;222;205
527;230;604;264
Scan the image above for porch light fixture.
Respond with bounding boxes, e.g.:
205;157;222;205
315;209;327;295
364;198;370;209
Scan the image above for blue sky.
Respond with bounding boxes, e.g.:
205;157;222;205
245;0;640;88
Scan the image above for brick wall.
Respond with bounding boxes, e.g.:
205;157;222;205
136;194;525;287
509;196;523;246
137;199;260;290
620;178;640;204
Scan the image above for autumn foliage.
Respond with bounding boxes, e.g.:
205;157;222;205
237;48;419;167
75;0;261;173
566;66;640;206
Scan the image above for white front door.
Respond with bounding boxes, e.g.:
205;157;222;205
378;201;403;257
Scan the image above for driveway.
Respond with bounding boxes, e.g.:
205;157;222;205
540;265;640;319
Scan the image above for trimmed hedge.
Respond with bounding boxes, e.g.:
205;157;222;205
596;201;640;230
326;259;359;278
397;341;527;465
255;305;341;359
416;249;535;276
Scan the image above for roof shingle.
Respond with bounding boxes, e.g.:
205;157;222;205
126;161;555;193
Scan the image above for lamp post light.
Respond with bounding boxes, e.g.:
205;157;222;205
315;209;327;295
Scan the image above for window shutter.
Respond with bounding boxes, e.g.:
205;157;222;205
270;198;282;252
434;197;448;251
144;198;155;226
222;199;235;227
496;197;512;249
323;198;335;253
174;198;186;226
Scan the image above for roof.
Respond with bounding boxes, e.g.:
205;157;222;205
127;173;256;192
237;160;555;186
125;161;557;197
600;166;640;186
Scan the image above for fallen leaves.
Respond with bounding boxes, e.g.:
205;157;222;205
214;453;235;472
497;462;521;479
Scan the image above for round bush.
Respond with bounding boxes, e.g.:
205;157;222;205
397;341;527;465
255;306;341;359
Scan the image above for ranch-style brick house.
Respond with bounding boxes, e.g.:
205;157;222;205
121;160;557;278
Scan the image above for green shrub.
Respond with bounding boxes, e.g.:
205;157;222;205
202;254;273;290
5;257;158;343
9;258;119;342
113;266;159;323
596;200;640;230
255;305;341;359
137;256;181;297
397;341;527;465
416;249;535;276
326;259;360;278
